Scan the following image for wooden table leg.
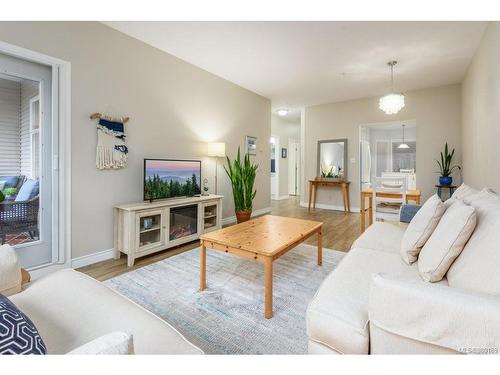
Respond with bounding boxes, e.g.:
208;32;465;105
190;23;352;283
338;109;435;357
317;228;323;266
264;257;273;319
308;182;313;211
360;193;366;232
312;184;317;210
346;185;351;213
200;241;206;291
368;195;373;226
341;183;347;213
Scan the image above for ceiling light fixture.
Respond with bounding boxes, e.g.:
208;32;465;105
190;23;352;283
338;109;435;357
379;61;405;115
398;124;410;149
276;109;289;116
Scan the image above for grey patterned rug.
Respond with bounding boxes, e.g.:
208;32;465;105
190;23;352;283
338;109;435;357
104;244;344;354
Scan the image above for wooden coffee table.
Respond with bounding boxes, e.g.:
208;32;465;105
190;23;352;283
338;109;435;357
199;215;323;319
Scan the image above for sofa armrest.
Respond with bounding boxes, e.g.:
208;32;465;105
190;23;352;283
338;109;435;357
368;273;500;354
0;244;22;296
399;204;421;223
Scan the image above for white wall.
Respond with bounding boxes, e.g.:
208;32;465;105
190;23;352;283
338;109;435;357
0;78;21;176
271;114;300;198
303;84;462;210
462;22;500;192
0;22;271;259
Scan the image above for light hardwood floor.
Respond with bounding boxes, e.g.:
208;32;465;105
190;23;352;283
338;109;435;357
78;196;361;281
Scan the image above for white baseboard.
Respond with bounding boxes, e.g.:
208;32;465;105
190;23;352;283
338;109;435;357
71;248;115;269
271;195;291;201
221;206;272;225
299;201;360;213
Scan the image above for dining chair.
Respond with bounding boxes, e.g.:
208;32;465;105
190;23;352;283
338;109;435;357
371;176;407;222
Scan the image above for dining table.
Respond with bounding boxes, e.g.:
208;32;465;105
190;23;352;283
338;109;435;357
360;187;421;232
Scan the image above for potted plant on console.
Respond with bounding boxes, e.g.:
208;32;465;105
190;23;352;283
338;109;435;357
436;142;461;186
224;147;258;223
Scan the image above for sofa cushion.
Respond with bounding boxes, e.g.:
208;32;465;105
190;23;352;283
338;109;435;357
0;294;47;354
447;189;500;295
67;332;134;355
15;179;39;202
418;201;477;282
10;269;202;354
352;222;406;254
400;194;446;265
306;247;447;354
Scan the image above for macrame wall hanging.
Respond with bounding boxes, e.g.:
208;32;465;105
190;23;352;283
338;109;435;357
90;113;130;170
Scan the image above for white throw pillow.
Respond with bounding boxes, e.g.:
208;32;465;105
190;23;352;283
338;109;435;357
452;183;478;201
67;332;134;355
447;189;500;295
0;244;22;296
401;194;446;264
418;201;477;282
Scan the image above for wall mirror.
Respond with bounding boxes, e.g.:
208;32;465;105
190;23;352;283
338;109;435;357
317;139;348;180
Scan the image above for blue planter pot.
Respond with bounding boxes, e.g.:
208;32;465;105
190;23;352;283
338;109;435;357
439;176;452;186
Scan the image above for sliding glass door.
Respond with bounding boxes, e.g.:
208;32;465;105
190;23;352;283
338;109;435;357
0;52;55;269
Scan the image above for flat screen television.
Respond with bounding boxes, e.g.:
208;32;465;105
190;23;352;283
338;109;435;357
144;159;201;201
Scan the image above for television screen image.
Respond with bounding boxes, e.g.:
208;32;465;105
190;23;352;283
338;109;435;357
144;159;201;201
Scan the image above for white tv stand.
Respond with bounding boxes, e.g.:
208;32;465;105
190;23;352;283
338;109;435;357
114;194;223;266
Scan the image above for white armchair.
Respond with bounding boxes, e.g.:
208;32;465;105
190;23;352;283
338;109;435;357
369;274;500;354
0;244;22;296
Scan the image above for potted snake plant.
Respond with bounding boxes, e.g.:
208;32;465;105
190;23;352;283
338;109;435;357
436;142;461;186
224;147;258;223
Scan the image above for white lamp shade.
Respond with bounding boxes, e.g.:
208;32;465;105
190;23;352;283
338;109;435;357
207;142;226;157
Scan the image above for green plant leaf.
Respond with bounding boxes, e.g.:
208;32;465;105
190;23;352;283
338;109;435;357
224;146;258;211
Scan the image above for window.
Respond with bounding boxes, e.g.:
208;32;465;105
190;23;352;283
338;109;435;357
391;140;416;172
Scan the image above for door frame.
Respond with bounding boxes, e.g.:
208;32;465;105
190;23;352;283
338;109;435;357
288;138;300;196
0;41;72;279
270;135;279;200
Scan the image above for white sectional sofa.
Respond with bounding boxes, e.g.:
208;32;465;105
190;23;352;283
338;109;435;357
307;186;500;354
0;245;202;354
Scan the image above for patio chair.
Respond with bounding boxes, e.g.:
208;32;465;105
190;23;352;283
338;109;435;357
0;196;39;245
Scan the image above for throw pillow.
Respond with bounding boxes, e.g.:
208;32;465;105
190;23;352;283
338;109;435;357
452;183;478;201
15;179;39;202
401;194;446;264
418;201;477;282
0;294;47;354
67;332;134;355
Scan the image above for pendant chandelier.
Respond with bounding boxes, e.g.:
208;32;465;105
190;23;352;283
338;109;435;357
379;61;405;115
398;124;409;149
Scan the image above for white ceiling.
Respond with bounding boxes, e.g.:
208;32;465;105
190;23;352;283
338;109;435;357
104;21;487;110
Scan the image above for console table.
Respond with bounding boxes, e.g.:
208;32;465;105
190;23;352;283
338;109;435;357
308;179;351;213
114;195;223;266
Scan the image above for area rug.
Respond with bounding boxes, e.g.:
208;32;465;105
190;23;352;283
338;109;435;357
104;244;344;354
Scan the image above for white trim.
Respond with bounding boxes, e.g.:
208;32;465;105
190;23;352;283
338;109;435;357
271;195;290;201
221;206;272;226
0;41;72;275
299;201;360;213
71;248;116;269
